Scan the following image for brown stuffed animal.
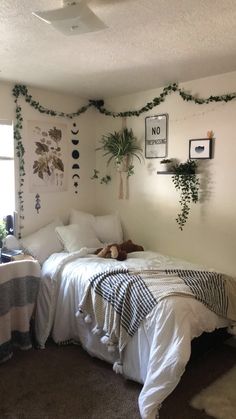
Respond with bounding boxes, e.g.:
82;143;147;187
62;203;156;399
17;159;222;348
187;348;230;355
95;239;144;261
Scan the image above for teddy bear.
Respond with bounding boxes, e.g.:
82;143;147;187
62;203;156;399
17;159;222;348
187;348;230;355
95;239;144;261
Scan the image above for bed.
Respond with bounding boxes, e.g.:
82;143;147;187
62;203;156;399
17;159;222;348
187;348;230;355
34;247;236;419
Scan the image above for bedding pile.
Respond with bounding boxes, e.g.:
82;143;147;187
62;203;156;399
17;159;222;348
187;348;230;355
35;249;235;419
0;260;40;363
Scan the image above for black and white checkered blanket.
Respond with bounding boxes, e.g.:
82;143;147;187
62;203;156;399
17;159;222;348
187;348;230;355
79;268;236;352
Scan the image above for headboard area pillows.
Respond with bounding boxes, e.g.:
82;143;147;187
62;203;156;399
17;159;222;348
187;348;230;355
69;209;123;244
56;224;102;253
20;218;64;265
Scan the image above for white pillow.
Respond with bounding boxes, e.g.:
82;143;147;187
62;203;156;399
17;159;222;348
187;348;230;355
94;214;123;244
69;209;123;244
56;224;102;252
20;218;63;265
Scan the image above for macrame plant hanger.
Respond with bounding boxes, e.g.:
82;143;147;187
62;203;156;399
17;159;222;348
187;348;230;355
118;117;129;200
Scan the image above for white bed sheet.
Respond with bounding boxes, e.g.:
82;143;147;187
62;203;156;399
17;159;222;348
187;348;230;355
35;250;230;419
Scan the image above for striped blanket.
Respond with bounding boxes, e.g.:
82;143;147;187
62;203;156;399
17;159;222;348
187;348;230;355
0;260;40;363
79;268;236;352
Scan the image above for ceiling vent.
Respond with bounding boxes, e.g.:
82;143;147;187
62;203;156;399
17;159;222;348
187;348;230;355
32;1;108;36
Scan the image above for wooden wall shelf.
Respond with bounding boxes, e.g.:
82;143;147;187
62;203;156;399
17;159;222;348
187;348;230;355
156;171;174;175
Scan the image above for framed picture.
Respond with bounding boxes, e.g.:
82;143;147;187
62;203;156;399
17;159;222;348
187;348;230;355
189;138;213;159
145;114;168;158
28;120;68;192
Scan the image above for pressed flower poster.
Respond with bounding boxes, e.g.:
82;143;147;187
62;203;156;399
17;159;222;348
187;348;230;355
28;120;68;192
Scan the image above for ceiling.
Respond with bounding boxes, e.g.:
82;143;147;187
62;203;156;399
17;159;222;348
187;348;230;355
1;0;236;99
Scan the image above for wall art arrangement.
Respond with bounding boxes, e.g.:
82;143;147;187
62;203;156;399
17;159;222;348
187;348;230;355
28;120;68;193
145;114;168;158
12;83;236;235
71;122;80;194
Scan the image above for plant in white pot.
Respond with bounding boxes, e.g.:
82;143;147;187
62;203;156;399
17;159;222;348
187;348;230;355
96;128;143;198
97;128;143;173
160;158;174;172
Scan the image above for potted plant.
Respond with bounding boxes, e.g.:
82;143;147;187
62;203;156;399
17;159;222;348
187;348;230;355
160;158;174;172
97;128;143;174
172;160;200;230
0;220;7;248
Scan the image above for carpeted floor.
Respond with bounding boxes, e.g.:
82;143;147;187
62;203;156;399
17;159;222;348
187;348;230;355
190;363;236;419
0;338;235;419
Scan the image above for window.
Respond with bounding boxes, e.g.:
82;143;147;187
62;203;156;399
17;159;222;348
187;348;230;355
0;121;15;221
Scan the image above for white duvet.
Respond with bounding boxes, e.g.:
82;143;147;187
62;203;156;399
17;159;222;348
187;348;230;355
35;250;230;419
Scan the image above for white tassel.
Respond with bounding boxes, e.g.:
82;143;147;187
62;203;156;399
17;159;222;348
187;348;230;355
100;334;110;345
84;314;92;324
155;404;162;419
113;361;123;374
75;310;83;318
92;325;103;336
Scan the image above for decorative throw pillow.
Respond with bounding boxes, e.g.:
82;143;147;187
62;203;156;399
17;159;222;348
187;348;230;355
20;218;64;265
69;209;123;244
56;224;102;252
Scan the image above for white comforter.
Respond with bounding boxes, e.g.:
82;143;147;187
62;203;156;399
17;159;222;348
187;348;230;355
35;249;230;419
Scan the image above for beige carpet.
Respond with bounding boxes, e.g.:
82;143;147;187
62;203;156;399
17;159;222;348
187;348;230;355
190;365;236;419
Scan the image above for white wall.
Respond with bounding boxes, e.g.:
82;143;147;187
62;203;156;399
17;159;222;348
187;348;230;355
1;73;235;276
94;72;236;276
0;82;96;236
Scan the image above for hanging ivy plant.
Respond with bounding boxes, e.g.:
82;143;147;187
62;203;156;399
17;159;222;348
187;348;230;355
172;160;200;230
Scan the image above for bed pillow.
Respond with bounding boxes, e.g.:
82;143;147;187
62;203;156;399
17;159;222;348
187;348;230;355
56;224;102;252
20;218;64;265
69;209;123;244
94;214;123;244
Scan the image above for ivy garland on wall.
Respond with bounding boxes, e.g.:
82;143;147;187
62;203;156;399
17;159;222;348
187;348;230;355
12;83;236;236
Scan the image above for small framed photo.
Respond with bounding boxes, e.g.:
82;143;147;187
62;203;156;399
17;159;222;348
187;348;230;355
189;138;213;159
145;114;168;158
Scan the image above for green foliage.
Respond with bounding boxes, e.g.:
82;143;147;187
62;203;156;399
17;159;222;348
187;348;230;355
91;169;111;185
97;128;142;174
160;158;172;163
0;220;7;246
172;160;200;230
100;175;111;184
91;169;100;179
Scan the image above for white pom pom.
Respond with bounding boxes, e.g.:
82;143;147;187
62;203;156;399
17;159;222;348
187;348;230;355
75;310;83;317
84;314;92;324
113;361;123;374
92;325;102;336
100;335;110;345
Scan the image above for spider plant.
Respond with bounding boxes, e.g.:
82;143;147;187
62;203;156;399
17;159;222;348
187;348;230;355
97;128;143;170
